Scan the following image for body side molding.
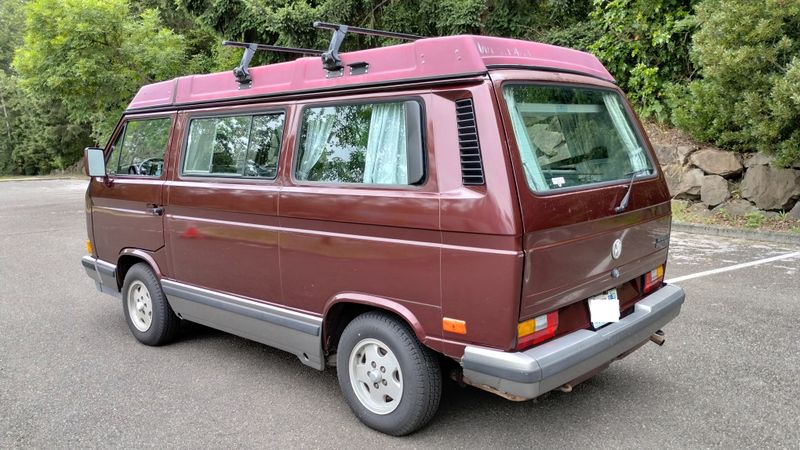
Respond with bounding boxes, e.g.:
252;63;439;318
161;280;324;369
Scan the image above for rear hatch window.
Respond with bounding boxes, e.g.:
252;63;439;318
503;84;653;193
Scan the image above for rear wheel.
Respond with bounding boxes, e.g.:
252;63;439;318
121;263;179;346
336;311;441;436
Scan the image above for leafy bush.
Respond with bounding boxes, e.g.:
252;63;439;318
669;0;800;166
590;0;696;120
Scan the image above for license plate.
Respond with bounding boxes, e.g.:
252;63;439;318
588;289;620;329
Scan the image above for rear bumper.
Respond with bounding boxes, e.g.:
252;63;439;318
461;283;685;400
81;256;119;297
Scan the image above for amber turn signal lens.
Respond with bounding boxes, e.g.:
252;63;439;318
516;311;558;350
442;317;467;335
85;240;93;255
644;264;665;293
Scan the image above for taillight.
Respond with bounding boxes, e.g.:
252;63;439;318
643;265;664;293
516;311;558;350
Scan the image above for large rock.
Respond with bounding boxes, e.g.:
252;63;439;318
741;166;800;210
712;199;758;218
789;202;800;220
688;148;743;177
675;145;698;165
662;164;683;196
744;153;774;168
673;168;705;199
654;144;677;165
700;175;730;207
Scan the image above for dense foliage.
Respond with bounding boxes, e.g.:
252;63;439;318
0;0;797;174
590;0;696;120
670;0;800;165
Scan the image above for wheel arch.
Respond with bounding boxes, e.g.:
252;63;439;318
116;248;163;289
322;293;432;354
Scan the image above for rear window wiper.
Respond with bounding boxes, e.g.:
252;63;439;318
614;169;651;213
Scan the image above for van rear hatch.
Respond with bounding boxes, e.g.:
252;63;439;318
498;80;672;340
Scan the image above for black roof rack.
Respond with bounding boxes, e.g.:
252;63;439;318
223;40;323;87
223;23;425;85
313;22;422;73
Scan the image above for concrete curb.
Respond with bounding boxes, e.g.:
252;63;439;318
673;221;800;246
0;176;85;183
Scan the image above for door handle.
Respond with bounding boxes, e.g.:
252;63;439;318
147;204;164;216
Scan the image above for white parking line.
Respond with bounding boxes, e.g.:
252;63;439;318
666;251;800;284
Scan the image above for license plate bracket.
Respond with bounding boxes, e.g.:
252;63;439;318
588;288;620;329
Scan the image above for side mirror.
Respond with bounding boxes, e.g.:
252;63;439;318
84;147;106;177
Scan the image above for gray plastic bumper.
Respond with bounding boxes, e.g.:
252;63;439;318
461;284;685;400
81;256;119;297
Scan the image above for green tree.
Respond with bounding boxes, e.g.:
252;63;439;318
0;0;27;74
670;0;800;166
590;0;696;120
14;0;188;144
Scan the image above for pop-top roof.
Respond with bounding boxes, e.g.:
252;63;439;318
127;35;614;111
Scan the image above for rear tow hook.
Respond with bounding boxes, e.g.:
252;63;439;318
649;329;666;346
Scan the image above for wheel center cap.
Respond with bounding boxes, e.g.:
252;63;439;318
136;301;145;313
367;370;382;383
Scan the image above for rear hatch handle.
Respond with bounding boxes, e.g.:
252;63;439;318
614;169;651;214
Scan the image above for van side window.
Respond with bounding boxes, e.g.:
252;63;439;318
105;129;125;175
183;113;284;179
109;118;172;177
295;100;424;185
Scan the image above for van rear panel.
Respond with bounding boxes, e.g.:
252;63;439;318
521;202;671;321
490;70;673;340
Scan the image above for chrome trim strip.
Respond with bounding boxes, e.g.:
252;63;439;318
167;214;520;256
93;205;151;216
161;280;321;336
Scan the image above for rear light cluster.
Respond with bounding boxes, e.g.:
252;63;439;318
643;265;664;293
516;311;558;350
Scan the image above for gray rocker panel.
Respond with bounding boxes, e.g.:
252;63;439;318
161;280;324;370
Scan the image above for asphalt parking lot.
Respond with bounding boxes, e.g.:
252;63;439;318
1;179;799;448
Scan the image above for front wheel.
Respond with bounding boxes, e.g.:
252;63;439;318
336;311;441;436
121;263;179;346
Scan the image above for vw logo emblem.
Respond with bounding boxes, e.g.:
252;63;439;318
611;239;622;260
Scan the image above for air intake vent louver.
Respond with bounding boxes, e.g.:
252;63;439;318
455;98;484;185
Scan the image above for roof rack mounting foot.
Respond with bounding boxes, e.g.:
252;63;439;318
317;23;348;72
223;40;324;87
232;42;257;87
313;21;422;73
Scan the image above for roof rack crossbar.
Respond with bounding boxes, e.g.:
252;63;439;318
313;21;422;72
223;40;324;86
313;21;422;42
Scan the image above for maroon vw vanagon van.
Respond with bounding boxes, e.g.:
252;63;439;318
81;23;684;435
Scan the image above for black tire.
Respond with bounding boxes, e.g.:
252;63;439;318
336;311;442;436
121;263;179;346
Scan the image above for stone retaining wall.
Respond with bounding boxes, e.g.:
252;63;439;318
655;143;800;219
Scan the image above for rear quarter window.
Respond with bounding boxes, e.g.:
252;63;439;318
295;100;424;185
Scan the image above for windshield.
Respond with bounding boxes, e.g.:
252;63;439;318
503;84;653;193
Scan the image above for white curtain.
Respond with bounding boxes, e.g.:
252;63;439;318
297;107;337;180
505;91;550;191
185;119;217;173
363;103;407;184
602;94;649;172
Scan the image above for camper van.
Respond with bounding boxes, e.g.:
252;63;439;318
81;23;684;435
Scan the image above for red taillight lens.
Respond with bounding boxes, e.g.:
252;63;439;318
644;265;665;293
516;311;559;350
